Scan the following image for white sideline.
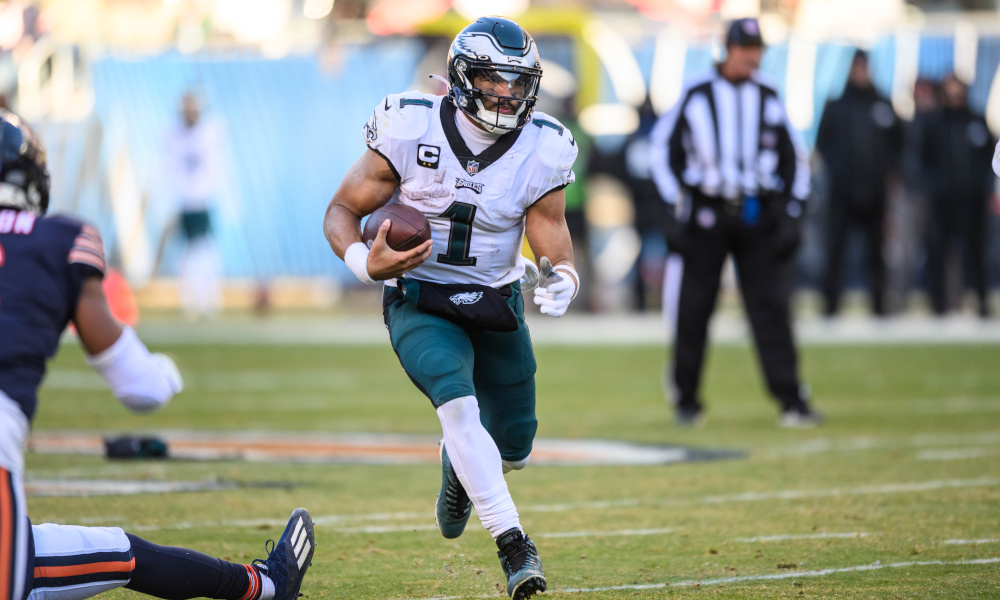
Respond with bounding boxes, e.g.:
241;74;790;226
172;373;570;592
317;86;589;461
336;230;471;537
390;557;1000;600
944;538;1000;545
126;313;1000;346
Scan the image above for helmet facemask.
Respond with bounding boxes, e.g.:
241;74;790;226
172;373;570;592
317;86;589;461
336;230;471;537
451;58;541;132
445;17;543;133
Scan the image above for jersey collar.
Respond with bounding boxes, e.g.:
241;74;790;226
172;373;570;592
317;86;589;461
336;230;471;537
440;100;522;177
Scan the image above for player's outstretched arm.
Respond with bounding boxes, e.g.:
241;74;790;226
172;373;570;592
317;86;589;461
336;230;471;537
74;277;182;412
525;189;579;317
323;150;431;282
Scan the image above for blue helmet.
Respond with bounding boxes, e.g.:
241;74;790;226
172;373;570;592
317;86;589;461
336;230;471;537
0;110;49;215
447;17;542;132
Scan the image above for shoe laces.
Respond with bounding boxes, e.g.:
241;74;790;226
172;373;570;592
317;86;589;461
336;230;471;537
497;531;539;575
252;539;287;594
444;468;471;518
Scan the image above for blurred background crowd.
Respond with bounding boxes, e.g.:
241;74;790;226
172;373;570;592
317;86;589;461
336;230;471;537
6;0;1000;319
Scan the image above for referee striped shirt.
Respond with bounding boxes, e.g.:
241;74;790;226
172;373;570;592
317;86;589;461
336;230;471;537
649;69;810;206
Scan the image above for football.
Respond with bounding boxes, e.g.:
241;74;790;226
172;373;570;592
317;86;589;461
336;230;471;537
362;204;431;252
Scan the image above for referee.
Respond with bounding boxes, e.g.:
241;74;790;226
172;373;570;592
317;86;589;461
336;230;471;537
649;17;821;427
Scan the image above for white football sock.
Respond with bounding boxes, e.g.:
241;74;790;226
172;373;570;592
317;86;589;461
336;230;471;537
258;573;275;600
437;396;521;539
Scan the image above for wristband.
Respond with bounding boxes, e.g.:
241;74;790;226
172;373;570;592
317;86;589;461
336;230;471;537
85;326;178;412
345;242;376;284
552;264;579;300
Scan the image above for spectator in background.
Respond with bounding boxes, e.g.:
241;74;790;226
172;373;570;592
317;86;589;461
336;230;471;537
623;96;669;311
164;91;223;319
815;50;904;317
587;95;668;311
917;74;995;317
892;78;940;309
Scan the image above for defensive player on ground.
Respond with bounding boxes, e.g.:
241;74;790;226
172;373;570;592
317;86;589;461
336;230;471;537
323;16;579;600
0;109;316;600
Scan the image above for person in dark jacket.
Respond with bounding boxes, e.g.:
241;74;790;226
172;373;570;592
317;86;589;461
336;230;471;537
815;50;904;317
917;74;995;317
650;18;818;428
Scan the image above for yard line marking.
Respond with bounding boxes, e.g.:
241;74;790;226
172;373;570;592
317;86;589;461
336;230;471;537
332;524;438;534
734;532;876;543
917;448;997;461
562;557;1000;593
538;528;674;539
392;557;1000;599
698;477;998;504
527;499;640;512
768;431;1000;457
944;538;1000;545
120;477;999;533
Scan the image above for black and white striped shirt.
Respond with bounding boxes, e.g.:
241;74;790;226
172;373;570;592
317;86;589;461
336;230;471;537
649;69;810;205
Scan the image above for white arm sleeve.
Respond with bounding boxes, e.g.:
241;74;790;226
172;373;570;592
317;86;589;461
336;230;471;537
85;326;183;412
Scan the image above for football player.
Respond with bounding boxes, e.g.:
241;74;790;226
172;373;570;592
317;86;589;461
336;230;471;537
0;110;315;600
323;16;579;600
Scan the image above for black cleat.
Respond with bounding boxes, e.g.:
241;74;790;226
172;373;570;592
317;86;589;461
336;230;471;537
675;405;704;427
435;442;472;539
253;508;316;600
496;528;546;600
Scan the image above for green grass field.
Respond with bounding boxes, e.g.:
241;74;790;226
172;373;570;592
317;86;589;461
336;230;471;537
29;340;1000;599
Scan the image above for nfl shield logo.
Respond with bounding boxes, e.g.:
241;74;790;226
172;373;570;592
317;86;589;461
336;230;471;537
466;160;479;175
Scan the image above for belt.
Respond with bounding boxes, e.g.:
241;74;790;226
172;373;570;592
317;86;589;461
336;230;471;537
692;192;744;215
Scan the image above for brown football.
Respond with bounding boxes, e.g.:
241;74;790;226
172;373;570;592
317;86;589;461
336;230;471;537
362;204;431;252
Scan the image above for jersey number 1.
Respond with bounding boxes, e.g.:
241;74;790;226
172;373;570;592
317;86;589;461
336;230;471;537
436;202;477;266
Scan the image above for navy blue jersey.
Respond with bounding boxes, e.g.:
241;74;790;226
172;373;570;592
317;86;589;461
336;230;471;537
0;208;105;421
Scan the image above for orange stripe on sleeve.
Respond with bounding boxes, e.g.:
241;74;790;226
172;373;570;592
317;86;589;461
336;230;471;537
69;225;107;274
34;557;135;579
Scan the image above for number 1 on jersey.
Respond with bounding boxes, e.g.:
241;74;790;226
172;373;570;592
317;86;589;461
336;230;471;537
437;202;477;266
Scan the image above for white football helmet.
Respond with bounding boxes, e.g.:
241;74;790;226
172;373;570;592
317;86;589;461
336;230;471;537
446;16;542;132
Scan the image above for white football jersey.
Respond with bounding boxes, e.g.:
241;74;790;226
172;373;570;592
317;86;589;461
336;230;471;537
363;91;577;287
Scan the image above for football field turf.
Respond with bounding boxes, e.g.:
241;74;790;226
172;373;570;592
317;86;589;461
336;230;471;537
29;338;1000;599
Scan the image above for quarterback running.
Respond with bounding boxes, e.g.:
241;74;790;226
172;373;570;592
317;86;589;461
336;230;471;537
323;16;579;600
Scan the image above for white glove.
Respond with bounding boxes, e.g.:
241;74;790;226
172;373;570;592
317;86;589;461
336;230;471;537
519;257;540;292
152;353;184;396
532;257;578;318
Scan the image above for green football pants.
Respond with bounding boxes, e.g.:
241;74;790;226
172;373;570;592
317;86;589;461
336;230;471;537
383;285;538;462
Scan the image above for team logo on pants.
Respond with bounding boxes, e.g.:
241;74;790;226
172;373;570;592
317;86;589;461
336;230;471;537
449;292;483;305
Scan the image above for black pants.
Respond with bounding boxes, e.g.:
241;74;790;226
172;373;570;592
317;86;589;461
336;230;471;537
668;195;804;412
926;195;990;316
822;200;886;316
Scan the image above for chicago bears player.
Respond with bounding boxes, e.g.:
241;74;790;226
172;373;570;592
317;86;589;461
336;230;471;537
0;110;315;600
324;16;579;600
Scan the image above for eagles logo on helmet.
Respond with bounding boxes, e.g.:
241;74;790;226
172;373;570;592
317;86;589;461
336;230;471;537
0;109;51;216
445;16;542;132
